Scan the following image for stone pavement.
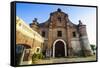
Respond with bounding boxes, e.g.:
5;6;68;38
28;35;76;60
33;55;96;64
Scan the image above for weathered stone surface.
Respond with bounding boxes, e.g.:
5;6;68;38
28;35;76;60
30;8;93;57
16;17;44;65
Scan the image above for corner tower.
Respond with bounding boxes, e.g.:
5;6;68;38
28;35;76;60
78;20;93;56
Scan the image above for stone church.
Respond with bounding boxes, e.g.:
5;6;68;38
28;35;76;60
30;8;93;58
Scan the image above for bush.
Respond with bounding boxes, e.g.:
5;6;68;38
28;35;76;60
32;53;44;63
37;53;44;59
32;53;37;61
90;44;96;51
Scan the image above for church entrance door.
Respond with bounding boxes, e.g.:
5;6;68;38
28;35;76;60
55;41;65;57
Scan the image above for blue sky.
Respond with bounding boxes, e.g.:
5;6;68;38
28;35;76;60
16;3;96;45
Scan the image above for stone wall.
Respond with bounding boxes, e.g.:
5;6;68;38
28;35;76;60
30;9;93;57
71;38;82;56
80;36;93;56
16;30;33;48
16;16;44;65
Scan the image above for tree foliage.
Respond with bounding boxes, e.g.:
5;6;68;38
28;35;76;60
90;44;96;51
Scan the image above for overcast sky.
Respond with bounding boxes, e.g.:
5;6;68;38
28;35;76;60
16;3;97;45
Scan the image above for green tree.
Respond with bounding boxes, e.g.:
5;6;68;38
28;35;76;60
90;44;96;55
90;44;96;51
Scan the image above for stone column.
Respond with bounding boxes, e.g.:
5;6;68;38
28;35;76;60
66;24;74;57
19;49;25;65
48;27;53;58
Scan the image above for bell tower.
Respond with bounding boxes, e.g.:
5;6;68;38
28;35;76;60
30;18;40;33
78;20;93;56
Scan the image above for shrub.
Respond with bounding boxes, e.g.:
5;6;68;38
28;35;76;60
90;44;96;51
37;53;44;59
32;53;44;63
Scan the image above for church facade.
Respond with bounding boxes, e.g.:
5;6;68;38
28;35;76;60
30;8;93;58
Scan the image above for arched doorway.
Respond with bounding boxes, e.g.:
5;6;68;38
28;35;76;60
53;39;67;58
55;41;65;57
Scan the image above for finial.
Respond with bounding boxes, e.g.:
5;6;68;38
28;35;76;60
79;20;83;25
33;18;37;22
57;8;61;12
50;13;53;16
32;18;39;25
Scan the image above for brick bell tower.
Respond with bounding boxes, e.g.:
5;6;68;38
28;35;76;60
78;20;93;56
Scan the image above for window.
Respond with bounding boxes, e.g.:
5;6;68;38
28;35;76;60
58;17;61;22
57;31;62;37
42;31;45;37
36;48;40;52
16;45;24;54
73;32;76;37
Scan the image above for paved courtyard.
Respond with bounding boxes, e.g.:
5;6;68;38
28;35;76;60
33;55;96;64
